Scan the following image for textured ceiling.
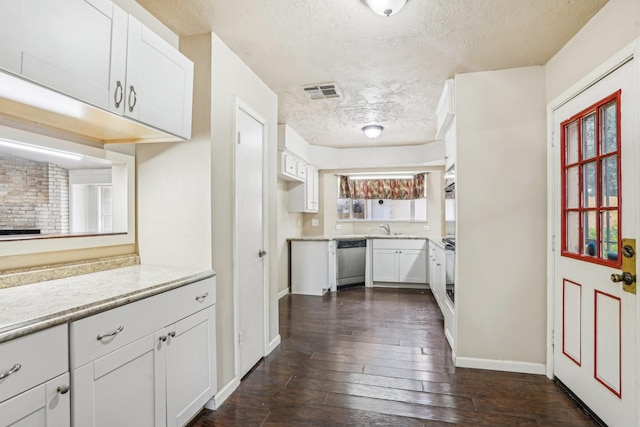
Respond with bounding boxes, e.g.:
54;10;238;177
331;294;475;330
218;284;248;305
136;0;607;148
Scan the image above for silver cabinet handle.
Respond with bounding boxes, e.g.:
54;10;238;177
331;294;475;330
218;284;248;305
128;85;137;112
114;80;124;108
57;384;70;395
258;250;267;257
97;325;124;341
0;363;21;380
159;335;167;342
195;293;208;302
168;331;176;338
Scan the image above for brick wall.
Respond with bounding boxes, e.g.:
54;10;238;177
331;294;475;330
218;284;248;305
0;153;70;234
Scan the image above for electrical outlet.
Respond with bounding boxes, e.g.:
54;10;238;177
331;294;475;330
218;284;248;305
424;225;430;231
335;224;342;230
311;219;319;227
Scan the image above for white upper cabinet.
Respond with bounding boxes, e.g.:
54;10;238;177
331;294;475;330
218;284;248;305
0;0;194;140
123;15;194;138
435;79;455;140
20;0;121;111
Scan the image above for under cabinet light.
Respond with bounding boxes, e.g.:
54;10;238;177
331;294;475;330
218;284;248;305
0;139;82;161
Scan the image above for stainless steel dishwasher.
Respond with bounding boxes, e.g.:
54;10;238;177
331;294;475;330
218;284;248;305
336;239;366;289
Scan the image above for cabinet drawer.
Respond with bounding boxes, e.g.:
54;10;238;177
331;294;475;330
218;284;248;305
0;325;68;404
70;290;165;369
372;239;427;250
160;276;215;324
70;278;216;369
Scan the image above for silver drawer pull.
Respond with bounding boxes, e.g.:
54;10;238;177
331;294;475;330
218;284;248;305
195;293;208;302
57;384;70;395
0;363;21;380
97;325;124;341
168;331;176;338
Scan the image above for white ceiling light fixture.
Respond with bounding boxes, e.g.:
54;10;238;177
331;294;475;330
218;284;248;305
362;125;384;139
364;0;408;17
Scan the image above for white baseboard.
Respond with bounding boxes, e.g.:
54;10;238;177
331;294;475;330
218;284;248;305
206;376;239;410
278;288;289;299
455;356;546;375
267;334;281;353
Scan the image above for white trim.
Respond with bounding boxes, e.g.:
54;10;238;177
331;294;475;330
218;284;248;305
232;97;270;381
444;328;454;350
455;357;546;375
205;376;239;410
267;335;281;354
278;288;289;299
371;283;428;290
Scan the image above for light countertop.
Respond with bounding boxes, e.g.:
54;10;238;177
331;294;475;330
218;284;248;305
0;265;215;344
288;234;444;242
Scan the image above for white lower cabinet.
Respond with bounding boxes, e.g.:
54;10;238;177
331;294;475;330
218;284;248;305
163;306;216;427
372;239;427;285
70;277;216;427
0;373;71;427
290;240;336;295
428;241;446;311
73;334;159;427
0;325;69;427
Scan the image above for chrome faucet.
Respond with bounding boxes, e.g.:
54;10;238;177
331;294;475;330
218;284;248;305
380;224;390;236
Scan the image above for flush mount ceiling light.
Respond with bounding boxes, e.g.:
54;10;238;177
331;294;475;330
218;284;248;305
364;0;408;17
362;125;384;139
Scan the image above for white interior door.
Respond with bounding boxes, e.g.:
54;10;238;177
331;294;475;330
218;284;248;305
235;105;266;378
552;54;638;427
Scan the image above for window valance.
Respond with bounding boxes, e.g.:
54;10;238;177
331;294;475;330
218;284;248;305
338;173;426;200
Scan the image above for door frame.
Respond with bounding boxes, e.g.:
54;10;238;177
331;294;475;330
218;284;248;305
546;38;640;419
232;96;270;380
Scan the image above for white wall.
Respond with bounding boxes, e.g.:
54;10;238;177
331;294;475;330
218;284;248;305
277;181;303;295
455;66;547;371
136;35;212;270
545;0;640;102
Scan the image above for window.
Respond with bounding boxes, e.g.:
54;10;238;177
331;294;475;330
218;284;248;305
561;91;621;266
337;173;427;221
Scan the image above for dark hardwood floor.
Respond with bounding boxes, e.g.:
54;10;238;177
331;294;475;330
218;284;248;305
188;287;595;426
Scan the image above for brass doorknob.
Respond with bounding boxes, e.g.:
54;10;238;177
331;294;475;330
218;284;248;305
611;272;636;286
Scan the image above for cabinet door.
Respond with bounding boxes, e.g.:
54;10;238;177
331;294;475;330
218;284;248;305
305;166;319;212
72;334;161;427
295;159;307;180
445;124;457;170
125;15;194;138
165;307;216;427
283;152;297;178
21;0;124;110
0;2;22;75
372;249;398;282
398;250;427;283
0;373;70;427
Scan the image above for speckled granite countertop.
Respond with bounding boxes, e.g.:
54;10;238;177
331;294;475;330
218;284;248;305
288;235;441;241
0;265;215;344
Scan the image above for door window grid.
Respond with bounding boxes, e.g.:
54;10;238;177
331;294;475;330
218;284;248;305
561;91;621;267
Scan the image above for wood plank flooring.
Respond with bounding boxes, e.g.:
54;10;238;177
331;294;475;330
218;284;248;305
188;287;595;426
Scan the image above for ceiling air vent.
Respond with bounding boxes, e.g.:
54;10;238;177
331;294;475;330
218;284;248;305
302;82;342;100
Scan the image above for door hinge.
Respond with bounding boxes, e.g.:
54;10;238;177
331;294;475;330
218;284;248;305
238;331;243;346
551;330;555;348
551;235;555;252
237;131;241;144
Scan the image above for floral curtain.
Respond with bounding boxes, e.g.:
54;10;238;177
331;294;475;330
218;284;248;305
338;173;426;200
